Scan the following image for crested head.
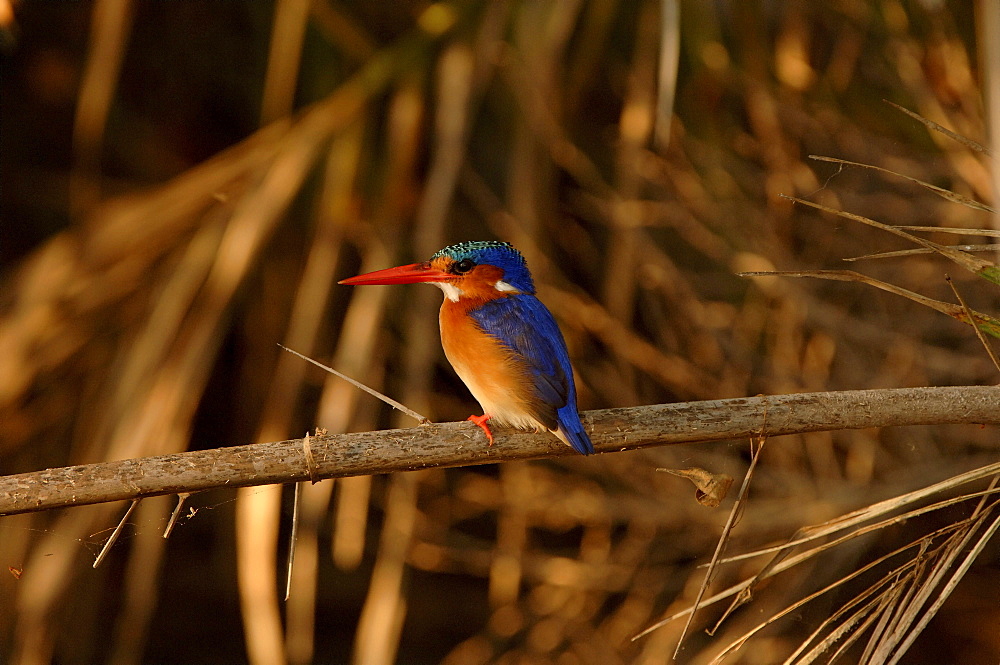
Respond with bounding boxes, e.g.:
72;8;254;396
429;241;536;298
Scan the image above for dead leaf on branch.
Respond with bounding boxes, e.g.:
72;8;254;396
658;467;734;507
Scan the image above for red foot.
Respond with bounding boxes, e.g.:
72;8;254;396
467;413;494;446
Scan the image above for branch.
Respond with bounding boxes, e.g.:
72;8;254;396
2;386;998;516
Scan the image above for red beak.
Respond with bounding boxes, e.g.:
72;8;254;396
338;262;454;285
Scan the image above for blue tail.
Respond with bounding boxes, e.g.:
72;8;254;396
557;404;594;455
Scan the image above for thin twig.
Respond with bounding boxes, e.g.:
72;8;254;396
93;499;141;568
706;433;767;634
670;403;769;657
285;480;303;602
883;100;993;156
782;195;999;278
278;344;431;424
740;269;1000;338
808;154;995;213
163;492;191;538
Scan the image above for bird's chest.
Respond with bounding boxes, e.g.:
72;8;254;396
438;300;528;410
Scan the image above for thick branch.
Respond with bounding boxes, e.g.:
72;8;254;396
2;386;998;516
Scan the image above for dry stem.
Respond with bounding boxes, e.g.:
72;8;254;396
2;386;997;517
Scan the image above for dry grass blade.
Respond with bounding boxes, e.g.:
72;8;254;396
810;597;890;665
710;518;974;664
860;575;912;665
869;476;1000;665
790;590;895;665
883;100;993;156
881;506;1000;665
844;245;999;261
740;269;1000;339
707;552;906;664
809;155;995;213
868;502;1000;664
714;462;1000;565
705;438;767;633
782;196;1000;285
711;476;1000;663
278;344;430;424
626;462;1000;645
771;555;917;664
946;276;1000;373
869;541;932;662
896;226;1000;238
713;485;1000;569
808;538;955;665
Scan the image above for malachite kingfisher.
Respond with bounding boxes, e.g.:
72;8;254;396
339;241;594;455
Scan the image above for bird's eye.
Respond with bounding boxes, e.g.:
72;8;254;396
453;259;475;274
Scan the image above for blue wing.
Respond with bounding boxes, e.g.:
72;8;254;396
470;295;594;455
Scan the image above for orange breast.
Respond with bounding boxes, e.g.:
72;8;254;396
439;298;548;430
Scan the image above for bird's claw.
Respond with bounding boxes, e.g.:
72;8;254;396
467;414;494;446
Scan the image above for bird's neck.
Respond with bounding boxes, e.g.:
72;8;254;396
439;289;508;316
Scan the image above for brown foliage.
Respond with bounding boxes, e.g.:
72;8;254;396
1;2;997;664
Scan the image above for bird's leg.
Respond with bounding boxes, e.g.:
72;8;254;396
467;413;494;445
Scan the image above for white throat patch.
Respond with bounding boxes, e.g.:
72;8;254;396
435;282;463;302
435;280;518;302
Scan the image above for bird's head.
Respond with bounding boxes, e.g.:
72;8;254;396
339;241;535;302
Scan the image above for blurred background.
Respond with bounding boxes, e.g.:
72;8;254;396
1;1;998;663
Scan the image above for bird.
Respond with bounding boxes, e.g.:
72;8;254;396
339;240;594;455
